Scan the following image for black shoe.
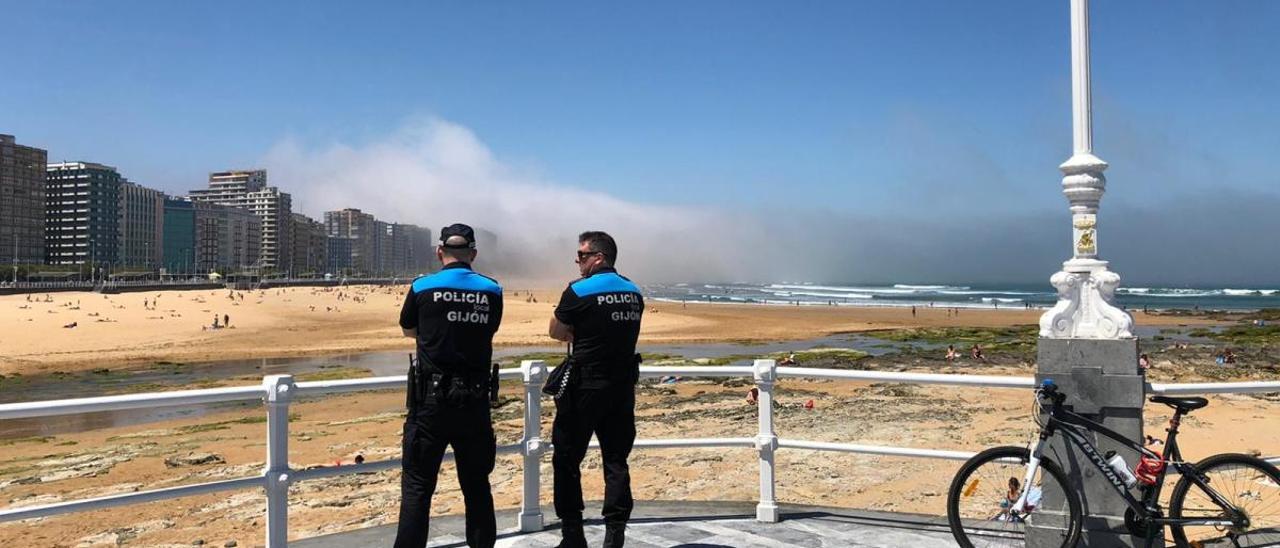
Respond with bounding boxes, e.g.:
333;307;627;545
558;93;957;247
603;524;625;548
555;520;588;548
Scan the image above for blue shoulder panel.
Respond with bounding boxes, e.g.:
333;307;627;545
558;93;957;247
570;272;640;297
412;269;502;294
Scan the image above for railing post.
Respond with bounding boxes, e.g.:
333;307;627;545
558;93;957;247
753;359;779;522
263;374;295;548
518;360;547;532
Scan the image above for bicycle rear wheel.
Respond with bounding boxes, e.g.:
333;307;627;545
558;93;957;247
1168;453;1280;547
947;446;1080;548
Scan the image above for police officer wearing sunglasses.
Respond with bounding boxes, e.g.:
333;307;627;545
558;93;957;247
395;223;503;548
548;231;644;548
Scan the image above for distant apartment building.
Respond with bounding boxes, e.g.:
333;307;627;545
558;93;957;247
118;181;165;268
45;162;122;266
324;208;377;274
372;219;392;274
404;224;435;274
0;134;47;268
385;223;434;275
195;202;261;273
189;169;291;270
289;213;328;276
162;197;197;274
193;169;265;201
384;223;409;274
163;197;261;274
326;236;354;275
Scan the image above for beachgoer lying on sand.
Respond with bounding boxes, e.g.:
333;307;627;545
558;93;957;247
63;322;77;328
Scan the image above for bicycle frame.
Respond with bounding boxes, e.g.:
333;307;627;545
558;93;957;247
1012;394;1245;532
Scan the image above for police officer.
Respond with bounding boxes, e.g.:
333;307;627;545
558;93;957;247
395;223;503;548
548;231;644;548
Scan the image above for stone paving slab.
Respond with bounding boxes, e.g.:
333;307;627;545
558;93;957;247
294;501;960;547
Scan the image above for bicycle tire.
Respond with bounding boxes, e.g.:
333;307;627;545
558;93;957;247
1168;453;1280;547
947;446;1081;548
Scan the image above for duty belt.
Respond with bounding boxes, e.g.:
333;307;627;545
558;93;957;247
407;356;499;409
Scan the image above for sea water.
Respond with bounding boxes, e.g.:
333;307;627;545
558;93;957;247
648;282;1280;311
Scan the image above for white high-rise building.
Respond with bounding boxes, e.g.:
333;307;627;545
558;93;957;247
189;170;291;270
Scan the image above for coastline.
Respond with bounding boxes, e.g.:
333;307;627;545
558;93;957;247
0;285;1225;376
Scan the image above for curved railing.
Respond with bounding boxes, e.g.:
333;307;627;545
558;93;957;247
2;360;1278;547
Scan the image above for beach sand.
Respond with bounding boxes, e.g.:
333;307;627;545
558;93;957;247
0;284;1217;376
0;284;1266;546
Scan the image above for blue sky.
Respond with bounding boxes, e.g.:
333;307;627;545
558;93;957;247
3;1;1279;283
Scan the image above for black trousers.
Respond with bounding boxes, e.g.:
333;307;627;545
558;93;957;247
552;382;637;526
394;400;496;548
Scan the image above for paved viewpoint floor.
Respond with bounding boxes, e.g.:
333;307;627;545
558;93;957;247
293;501;960;548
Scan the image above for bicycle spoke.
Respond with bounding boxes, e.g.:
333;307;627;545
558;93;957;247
950;448;1074;548
1175;459;1280;547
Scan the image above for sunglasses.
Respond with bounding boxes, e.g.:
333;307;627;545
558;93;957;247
575;250;603;263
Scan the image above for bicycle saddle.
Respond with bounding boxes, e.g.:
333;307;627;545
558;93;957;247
1149;395;1208;412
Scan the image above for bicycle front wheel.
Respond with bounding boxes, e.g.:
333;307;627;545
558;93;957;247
1168;453;1280;547
946;446;1080;548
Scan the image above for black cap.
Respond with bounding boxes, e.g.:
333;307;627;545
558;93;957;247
440;223;477;249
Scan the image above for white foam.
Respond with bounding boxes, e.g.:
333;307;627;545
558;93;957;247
768;283;921;295
762;289;874;300
1221;288;1277;296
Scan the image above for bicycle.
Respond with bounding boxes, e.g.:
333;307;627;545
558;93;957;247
946;379;1280;547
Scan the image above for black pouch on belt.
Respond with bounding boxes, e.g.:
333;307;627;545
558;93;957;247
489;363;500;404
443;374;489;407
543;356;573;399
543;344;573;399
406;354;418;410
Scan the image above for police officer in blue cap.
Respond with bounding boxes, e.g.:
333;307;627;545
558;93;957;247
395;223;503;548
548;231;644;548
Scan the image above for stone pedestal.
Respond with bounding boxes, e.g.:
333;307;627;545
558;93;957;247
1027;337;1156;547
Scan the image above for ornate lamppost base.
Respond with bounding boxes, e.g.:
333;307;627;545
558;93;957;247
1039;259;1135;339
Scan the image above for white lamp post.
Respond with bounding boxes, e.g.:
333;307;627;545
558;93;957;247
1039;0;1134;340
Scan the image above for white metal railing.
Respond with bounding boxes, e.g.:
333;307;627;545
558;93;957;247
2;360;1279;546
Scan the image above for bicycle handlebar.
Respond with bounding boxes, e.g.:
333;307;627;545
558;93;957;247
1039;379;1067;406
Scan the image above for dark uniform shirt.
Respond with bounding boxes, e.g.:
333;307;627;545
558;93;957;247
555;267;643;384
399;262;503;376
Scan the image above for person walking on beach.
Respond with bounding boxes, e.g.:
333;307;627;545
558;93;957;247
395;224;503;548
548;231;644;548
